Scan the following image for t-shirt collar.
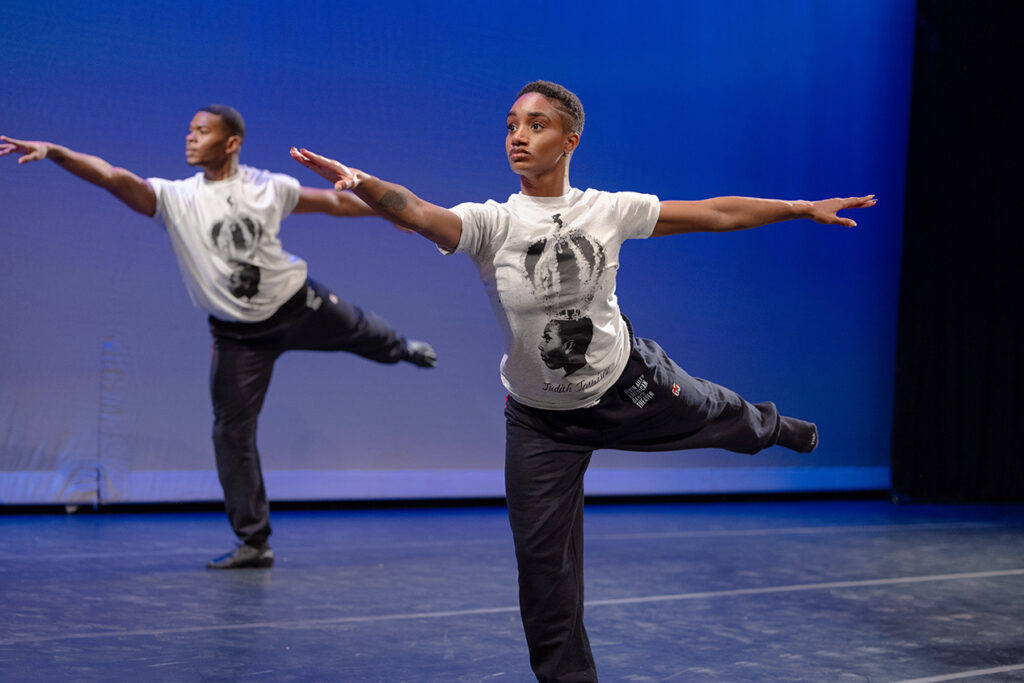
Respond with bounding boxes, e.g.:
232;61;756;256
510;187;582;206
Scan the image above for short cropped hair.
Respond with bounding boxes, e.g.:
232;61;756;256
552;315;594;355
517;81;584;135
199;104;246;141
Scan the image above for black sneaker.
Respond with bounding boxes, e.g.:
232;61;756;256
206;544;274;569
404;340;437;368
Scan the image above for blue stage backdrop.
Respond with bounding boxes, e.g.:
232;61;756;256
0;1;913;504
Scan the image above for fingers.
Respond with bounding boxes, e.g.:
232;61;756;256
0;146;44;162
292;147;323;166
290;146;344;186
291;146;363;191
298;148;347;174
823;215;856;228
289;146;334;169
811;195;876;227
294;146;358;177
844;194;877;208
0;136;25;158
289;146;320;169
290;147;345;173
1;136;46;163
830;205;859;228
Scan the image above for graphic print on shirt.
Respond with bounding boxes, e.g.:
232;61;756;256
210;202;264;300
538;310;593;377
522;213;606;377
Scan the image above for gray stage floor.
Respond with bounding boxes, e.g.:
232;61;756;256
1;499;1023;682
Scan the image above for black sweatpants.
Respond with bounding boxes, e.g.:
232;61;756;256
504;336;783;682
208;279;408;547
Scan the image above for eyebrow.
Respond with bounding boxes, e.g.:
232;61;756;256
507;110;553;120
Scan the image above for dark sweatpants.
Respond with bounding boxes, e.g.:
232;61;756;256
208;279;407;547
504;336;783;682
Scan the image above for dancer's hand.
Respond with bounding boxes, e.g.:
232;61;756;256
290;147;364;192
805;195;877;228
291;145;463;250
0;136;51;163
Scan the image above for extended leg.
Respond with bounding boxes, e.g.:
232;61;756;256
604;337;802;454
286;280;433;365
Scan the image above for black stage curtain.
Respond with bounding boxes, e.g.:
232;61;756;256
891;0;1023;502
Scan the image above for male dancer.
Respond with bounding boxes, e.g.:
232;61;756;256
292;80;874;681
1;106;436;570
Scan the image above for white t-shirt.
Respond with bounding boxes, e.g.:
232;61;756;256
450;188;661;410
149;165;307;322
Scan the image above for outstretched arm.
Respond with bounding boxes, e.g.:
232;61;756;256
1;135;156;216
652;195;876;237
290;147;462;251
292;186;377;217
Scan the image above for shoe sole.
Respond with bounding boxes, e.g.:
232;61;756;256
205;552;274;570
206;559;273;569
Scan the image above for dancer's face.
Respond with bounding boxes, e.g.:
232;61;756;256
185;111;238;167
506;92;578;178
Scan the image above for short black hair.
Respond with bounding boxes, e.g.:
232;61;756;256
199;104;246;141
517;81;584;135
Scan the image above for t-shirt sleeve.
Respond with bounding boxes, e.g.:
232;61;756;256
447;201;501;259
146;176;178;231
612;191;662;240
271;173;302;218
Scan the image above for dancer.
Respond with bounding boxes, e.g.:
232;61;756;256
1;105;437;570
290;81;875;681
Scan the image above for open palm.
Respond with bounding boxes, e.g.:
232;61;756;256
289;147;362;191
